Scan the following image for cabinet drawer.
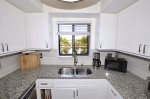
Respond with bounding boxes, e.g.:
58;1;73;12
36;79;53;88
108;82;123;99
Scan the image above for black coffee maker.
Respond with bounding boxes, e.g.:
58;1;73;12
93;52;101;68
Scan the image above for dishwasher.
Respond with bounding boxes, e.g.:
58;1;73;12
20;82;37;99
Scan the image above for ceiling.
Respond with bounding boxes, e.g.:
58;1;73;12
40;0;100;9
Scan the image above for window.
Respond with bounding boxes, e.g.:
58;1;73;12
58;24;90;56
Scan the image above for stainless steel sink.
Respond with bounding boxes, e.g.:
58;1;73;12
58;67;92;77
76;68;92;75
58;67;74;75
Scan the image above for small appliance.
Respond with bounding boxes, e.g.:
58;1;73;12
93;52;101;68
104;57;127;73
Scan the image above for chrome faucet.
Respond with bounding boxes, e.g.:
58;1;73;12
73;52;78;67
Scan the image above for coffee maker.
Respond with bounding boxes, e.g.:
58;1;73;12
93;52;101;68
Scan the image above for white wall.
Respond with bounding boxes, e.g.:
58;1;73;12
52;18;96;50
41;15;102;65
43;2;101;13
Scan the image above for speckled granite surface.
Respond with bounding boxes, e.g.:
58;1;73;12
0;65;148;99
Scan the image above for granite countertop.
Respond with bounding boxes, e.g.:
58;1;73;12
0;65;148;99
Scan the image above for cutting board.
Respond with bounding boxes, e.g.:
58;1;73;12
20;53;40;70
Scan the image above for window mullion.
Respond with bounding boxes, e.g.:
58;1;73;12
72;24;75;54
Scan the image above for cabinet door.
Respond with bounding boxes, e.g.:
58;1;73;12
0;0;26;53
26;13;51;50
139;0;150;56
76;86;100;99
108;82;123;99
117;3;141;54
99;14;117;50
52;88;76;99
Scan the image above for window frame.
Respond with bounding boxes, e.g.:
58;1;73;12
58;23;90;56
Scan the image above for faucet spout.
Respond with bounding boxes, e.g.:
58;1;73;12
73;52;78;67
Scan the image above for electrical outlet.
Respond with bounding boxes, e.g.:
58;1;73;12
40;53;43;58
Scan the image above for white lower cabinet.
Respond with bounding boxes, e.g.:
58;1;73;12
36;79;123;99
53;86;100;99
52;88;76;99
52;79;107;99
36;79;53;99
76;86;100;99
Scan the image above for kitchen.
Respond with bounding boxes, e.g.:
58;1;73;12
0;0;150;99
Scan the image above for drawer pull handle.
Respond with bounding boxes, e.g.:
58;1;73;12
138;44;142;53
1;43;4;52
40;83;48;85
76;90;78;96
6;43;9;51
111;89;116;96
143;44;147;54
73;91;75;98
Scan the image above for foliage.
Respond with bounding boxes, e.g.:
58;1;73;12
60;36;88;54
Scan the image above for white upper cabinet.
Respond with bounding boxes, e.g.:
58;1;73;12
138;0;150;56
0;0;26;54
25;13;51;50
101;0;138;13
117;0;150;57
98;14;117;50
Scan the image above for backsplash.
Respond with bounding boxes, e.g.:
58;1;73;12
118;53;150;80
0;54;20;78
40;49;116;65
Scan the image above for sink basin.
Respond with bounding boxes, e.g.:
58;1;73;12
58;67;74;75
76;68;92;75
58;67;92;77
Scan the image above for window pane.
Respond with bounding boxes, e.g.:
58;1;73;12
59;25;72;32
59;35;72;55
74;25;89;32
75;35;88;54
